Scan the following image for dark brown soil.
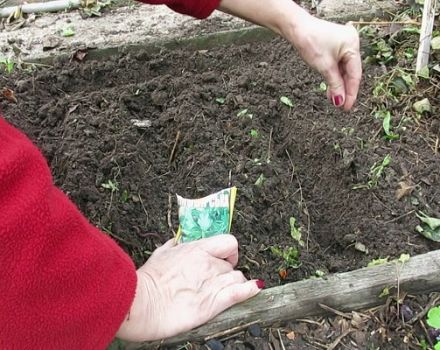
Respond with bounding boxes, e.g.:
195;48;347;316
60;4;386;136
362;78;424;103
1;37;439;349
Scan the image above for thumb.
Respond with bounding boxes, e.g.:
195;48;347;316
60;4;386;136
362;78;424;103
213;279;262;316
323;65;346;108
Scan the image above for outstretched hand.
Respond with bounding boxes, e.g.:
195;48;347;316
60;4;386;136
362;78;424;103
116;235;263;342
285;14;362;110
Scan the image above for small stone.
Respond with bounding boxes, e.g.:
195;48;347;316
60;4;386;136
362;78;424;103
248;324;262;337
205;339;224;350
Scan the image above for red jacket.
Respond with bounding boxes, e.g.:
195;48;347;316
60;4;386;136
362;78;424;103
0;0;220;348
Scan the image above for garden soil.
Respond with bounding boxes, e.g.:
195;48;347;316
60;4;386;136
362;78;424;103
1;37;439;349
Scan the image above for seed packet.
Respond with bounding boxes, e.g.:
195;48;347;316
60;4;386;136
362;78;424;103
175;187;237;243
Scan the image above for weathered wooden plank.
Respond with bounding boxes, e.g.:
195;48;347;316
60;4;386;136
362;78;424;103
416;0;437;72
128;250;440;349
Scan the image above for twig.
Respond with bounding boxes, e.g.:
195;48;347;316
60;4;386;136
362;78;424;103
409;293;440;324
416;0;437;72
327;329;355;350
204;320;261;341
435;137;439;155
319;303;352;319
138;192;149;223
267;127;273;164
169;130;181;165
384;210;415;224
286;150;311;251
167;193;176;236
277;329;286;350
350;20;420;26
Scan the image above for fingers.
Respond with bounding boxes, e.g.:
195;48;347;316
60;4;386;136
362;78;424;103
212;279;262;315
341;52;362;111
192;235;239;267
322;64;346;108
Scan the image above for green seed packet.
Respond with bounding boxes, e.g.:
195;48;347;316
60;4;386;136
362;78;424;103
175;187;237;243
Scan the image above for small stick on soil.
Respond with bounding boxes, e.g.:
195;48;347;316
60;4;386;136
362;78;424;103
319;303;352;319
327;329;355;350
277;329;286;350
435;137;439;155
138;192;149;223
267;127;273;164
168;193;176;236
286;150;311;251
384;210;415;224
204;319;261;341
409;293;440;324
350;20;420;26
169;130;181;165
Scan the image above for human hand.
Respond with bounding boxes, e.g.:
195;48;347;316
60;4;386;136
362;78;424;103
284;12;362;110
116;235;263;342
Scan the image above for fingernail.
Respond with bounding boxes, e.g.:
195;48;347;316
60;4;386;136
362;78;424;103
256;279;265;289
333;95;343;107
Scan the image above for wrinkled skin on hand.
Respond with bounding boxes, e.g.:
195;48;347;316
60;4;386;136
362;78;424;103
116;235;262;342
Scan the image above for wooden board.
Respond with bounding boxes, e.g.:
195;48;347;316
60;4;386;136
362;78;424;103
128;250;440;349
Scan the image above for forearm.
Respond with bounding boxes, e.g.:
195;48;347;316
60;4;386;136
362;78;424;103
218;0;310;38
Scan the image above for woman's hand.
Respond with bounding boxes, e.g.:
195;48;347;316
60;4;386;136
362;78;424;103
283;12;362;110
218;0;362;111
116;235;263;342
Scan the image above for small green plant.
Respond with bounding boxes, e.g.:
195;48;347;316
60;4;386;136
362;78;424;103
215;97;225;104
318;82;327;92
353;154;391;189
61;25;75;37
367;257;389;267
254;173;266;187
280;96;294;108
250;129;259;138
271;246;301;269
416;211;440;242
427;306;440;350
0;57;15;74
102;179;119;192
290;217;304;246
375;109;399;140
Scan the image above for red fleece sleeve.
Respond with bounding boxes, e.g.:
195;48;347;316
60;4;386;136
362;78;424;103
137;0;221;19
0;117;137;349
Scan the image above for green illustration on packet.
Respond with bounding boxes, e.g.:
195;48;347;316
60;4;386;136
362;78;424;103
175;187;237;243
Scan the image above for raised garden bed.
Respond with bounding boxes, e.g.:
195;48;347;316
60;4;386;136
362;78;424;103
1;26;439;349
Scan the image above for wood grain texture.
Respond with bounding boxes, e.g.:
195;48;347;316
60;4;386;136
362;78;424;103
416;0;437;72
130;250;440;349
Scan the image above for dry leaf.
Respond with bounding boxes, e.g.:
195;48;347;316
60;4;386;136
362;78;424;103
2;88;17;103
279;268;288;280
286;331;295;340
73;49;88;62
396;181;414;200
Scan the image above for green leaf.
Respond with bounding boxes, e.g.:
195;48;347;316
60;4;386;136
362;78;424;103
255;173;266;187
215;97;225;104
61;26;75;37
413;98;432;114
418;66;430;79
417;212;440;230
280;96;294;108
368;257;389;267
237;109;248;117
379;287;390;298
250;129;259;138
289;217;304;246
434;342;440;350
319;82;327;92
382;112;391;135
432;36;440;50
427;306;440;328
398;253;410;264
315;270;325;277
101;180;118;192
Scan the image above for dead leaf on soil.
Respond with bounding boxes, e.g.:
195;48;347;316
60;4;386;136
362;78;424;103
396;181;414;200
1;88;17;103
73;49;88;62
286;331;295;340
